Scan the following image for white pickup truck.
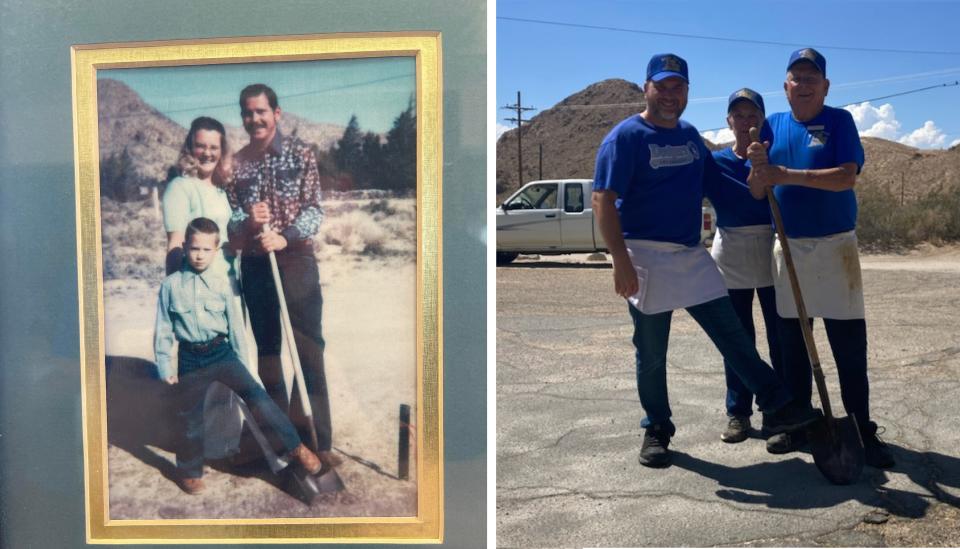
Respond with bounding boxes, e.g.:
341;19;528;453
496;179;715;265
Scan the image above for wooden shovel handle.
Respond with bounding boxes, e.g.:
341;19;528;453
750;127;835;420
264;222;321;453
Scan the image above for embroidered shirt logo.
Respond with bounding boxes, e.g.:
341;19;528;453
649;141;700;169
806;125;829;147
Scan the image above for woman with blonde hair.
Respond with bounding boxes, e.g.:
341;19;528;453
163;116;235;275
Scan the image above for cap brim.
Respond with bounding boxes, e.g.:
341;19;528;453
650;71;688;82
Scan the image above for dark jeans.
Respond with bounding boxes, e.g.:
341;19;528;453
628;296;791;435
778;316;870;425
241;243;332;451
724;286;783;417
176;340;301;478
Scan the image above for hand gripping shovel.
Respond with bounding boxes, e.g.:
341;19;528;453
263;224;344;499
752;128;865;484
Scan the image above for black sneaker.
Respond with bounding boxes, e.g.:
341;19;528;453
638;425;672;468
762;401;822;434
721;415;751;443
766;429;808;454
861;422;895;468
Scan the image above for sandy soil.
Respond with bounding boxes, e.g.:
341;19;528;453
102;254;418;519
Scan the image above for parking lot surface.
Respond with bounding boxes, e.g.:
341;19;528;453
497;250;960;548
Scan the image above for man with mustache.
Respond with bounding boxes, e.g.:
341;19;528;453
227;83;341;471
592;53;820;468
747;48;894;468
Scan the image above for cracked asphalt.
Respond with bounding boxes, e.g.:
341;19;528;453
497;250;960;548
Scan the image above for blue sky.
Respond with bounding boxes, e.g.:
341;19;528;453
497;0;960;149
101;56;415;134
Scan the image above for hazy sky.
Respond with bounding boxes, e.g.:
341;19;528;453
101;56;416;134
498;0;960;149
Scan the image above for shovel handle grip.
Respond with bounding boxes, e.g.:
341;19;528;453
751;126;834;420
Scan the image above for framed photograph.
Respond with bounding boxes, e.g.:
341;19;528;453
71;32;443;543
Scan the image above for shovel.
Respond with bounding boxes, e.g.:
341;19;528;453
263;223;344;494
752;129;865;484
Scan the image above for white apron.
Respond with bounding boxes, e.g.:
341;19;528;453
772;230;865;320
626;239;728;315
711;225;775;289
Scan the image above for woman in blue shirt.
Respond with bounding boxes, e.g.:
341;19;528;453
704;89;784;448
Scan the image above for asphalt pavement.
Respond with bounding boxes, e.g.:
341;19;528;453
497;252;960;548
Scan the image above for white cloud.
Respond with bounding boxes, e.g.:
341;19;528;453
845;101;901;140
496;123;512;139
845;101;952;149
700;128;734;144
949;138;960;149
898;120;948;149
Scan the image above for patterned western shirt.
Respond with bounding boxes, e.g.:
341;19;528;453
227;131;324;247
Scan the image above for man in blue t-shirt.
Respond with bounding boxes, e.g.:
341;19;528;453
593;53;819;469
703;89;784;447
747;48;894;468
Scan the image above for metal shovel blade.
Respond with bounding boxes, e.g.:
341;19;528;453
313;468;346;493
808;414;865;485
286;464;322;504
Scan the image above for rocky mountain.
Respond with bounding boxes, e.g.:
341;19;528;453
496;79;645;197
495;79;960;201
96;78;347;193
97;78;185;185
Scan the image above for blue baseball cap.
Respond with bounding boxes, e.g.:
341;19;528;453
646;53;689;83
727;88;765;114
787;47;826;76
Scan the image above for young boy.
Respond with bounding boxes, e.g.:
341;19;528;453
154;217;322;494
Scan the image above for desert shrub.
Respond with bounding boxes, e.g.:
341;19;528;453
321;197;415;257
100;197;166;282
857;183;960;250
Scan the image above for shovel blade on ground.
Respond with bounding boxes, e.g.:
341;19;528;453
808;415;865;485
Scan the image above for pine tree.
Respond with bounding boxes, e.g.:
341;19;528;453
383;97;417;192
334;114;364;184
360;131;384;189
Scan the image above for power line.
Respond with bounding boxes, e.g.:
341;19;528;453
498;16;960;56
699;80;959;132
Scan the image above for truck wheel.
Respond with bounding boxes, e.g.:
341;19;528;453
496;252;519;265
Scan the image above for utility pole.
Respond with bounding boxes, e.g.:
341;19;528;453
502;91;536;186
538;143;543;180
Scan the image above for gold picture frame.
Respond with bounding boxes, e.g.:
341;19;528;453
72;32;442;544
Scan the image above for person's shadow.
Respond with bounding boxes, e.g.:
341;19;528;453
670;441;960;519
104;355;281;489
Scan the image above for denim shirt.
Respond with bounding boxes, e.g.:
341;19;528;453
153;266;249;379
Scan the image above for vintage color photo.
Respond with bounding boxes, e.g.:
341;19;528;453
73;34;442;543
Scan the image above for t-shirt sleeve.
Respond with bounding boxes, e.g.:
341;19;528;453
592;132;634;197
760;119;774;148
162;178;192;234
702;149;723;201
832;109;865;173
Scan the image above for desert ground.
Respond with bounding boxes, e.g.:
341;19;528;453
101;197;419;519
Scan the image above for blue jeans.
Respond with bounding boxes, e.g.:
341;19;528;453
724;286;784;417
777;316;870;425
176;339;302;478
628;296;791;434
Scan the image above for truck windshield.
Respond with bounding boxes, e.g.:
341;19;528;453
505;183;558;210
